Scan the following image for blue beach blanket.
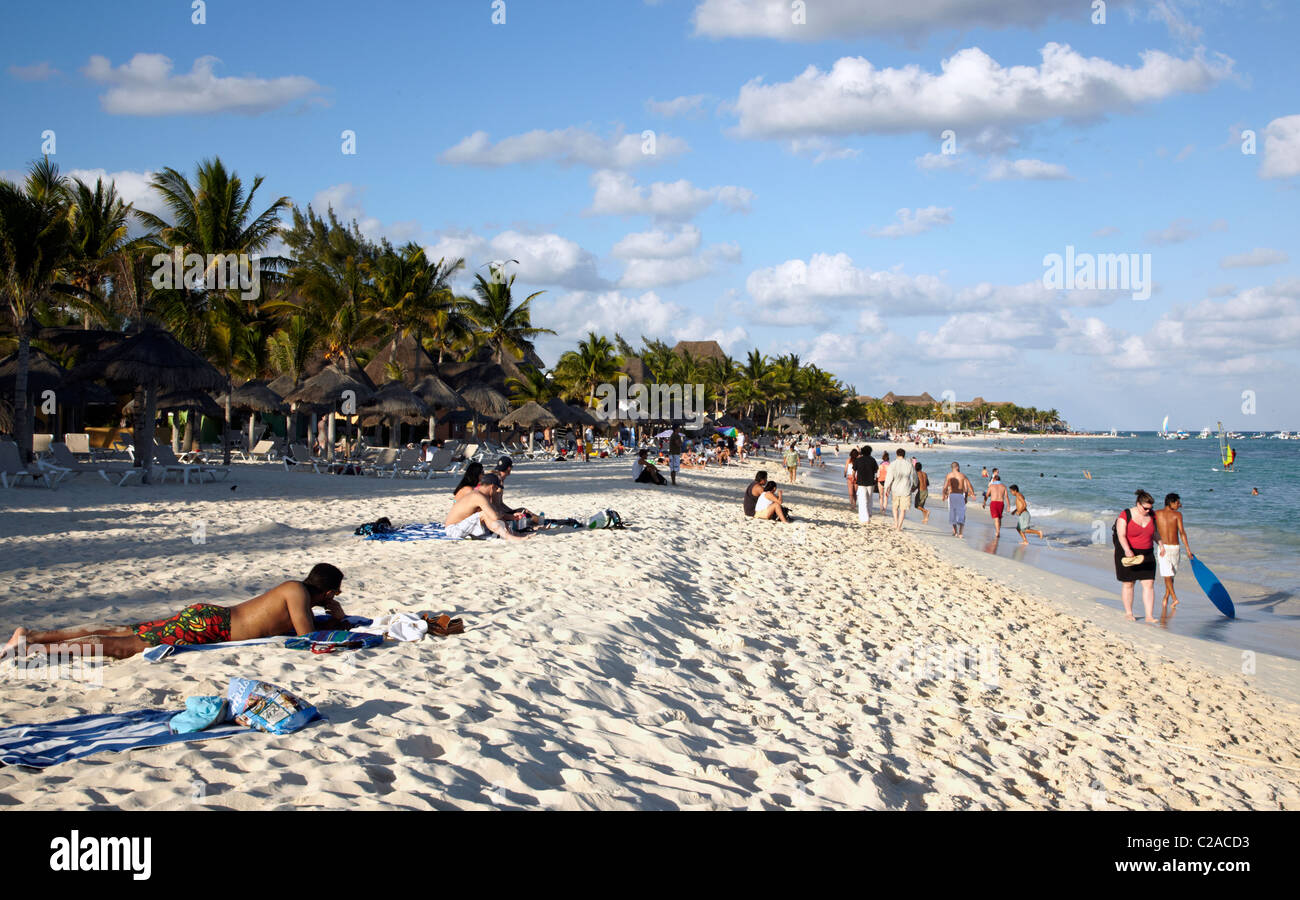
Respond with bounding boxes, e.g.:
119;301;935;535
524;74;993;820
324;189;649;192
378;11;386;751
0;709;247;768
362;522;460;541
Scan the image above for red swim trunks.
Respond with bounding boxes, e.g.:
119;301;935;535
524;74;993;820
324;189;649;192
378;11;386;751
989;501;1004;519
133;603;232;646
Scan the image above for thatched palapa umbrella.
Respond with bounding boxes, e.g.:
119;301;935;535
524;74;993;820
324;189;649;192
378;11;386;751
284;364;374;460
499;401;559;454
458;382;509;441
64;328;225;482
359;382;429;448
409;373;466;439
215;379;287;454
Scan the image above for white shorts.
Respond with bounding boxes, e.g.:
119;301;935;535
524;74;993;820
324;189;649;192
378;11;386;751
1157;543;1180;577
444;512;486;540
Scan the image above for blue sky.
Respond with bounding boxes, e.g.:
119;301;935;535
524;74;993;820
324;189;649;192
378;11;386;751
2;0;1297;429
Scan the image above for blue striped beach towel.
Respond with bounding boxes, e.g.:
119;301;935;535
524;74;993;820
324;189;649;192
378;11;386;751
362;522;462;541
0;710;248;768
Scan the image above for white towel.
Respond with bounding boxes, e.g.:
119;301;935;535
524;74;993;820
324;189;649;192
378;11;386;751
351;612;428;642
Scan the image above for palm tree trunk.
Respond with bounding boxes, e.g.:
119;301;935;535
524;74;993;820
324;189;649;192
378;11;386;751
14;334;32;463
222;372;233;465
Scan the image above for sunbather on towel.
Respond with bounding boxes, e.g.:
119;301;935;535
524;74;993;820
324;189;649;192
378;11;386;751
2;564;348;661
445;475;531;541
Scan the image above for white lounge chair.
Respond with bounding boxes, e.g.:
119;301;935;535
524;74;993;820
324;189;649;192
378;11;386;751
284;443;326;473
0;442;52;489
154;444;228;483
364;448;401;477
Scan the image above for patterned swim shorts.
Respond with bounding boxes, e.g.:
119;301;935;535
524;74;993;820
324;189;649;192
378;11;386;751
133;603;232;646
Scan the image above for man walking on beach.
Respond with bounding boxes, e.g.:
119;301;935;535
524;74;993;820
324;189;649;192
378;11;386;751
942;462;974;537
853;445;877;524
1154;493;1195;618
887;447;917;531
914;460;930;525
2;564;350;661
668;425;683;486
987;473;1008;537
980;466;990;508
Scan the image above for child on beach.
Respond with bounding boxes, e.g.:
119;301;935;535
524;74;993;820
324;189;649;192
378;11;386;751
1153;493;1195;618
1008;485;1044;544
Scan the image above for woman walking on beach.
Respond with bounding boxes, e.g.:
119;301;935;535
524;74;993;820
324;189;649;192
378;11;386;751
845;448;859;507
877;451;890;512
1114;489;1159;623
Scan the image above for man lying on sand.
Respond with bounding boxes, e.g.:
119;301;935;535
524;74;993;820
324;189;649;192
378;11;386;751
2;563;348;661
445;474;531;540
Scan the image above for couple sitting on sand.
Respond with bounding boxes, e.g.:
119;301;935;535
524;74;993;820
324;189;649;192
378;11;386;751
742;470;791;523
445;456;534;541
3;564;349;661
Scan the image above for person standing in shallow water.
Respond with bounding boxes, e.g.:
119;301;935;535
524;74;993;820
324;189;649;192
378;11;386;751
942;462;973;537
1153;493;1194;620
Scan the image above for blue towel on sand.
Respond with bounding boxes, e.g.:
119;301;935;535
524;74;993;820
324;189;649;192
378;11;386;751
0;710;247;768
284;630;386;652
362;522;460;541
169;697;229;734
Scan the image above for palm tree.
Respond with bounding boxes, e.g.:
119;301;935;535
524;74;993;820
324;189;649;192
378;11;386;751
62;176;134;328
138;157;290;463
706;355;742;416
555;332;622;406
0;158;73;461
463;264;553;366
506;366;555;405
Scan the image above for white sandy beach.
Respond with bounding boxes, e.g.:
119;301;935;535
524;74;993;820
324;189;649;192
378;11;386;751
1;456;1298;810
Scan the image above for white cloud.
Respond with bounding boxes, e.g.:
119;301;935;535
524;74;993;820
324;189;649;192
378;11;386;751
1104;279;1300;375
744;251;1120;325
789;138;860;164
587;170;754;220
986;158;1073;181
869;206;953;238
83;54;323;115
673;320;748;352
915;152;961;171
1143;217;1197;245
9;61;58;81
1093;225;1121;237
536;290;685;346
646;94;708;118
616;239;741;289
731;44;1231;140
1219;248;1289;269
692;0;1133;41
420;230;607;290
439;127;687;169
611;226;703;259
1054;312;1126;356
1260;115;1300;179
744;253;949;324
65;168;166;219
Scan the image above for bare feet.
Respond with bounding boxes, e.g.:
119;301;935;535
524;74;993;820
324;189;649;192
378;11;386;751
1125;613;1136;622
1;626;29;660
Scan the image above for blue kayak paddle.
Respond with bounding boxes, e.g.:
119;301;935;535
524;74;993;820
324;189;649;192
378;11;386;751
1189;557;1235;618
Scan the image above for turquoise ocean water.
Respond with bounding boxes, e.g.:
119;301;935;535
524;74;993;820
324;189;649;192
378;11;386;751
803;433;1300;660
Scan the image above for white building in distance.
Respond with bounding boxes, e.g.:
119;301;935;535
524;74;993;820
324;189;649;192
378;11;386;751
913;419;963;433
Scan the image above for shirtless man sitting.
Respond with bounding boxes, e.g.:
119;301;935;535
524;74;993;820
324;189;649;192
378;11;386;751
2;563;348;661
445;473;530;541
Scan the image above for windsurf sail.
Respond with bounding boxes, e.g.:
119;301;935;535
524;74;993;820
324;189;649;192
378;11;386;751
1218;421;1236;469
1161;414;1169;434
